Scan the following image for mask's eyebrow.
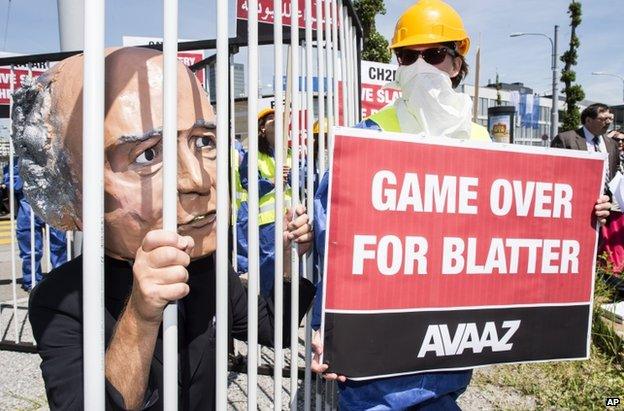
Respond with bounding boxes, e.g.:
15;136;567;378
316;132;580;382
192;119;217;130
117;128;162;145
115;119;216;145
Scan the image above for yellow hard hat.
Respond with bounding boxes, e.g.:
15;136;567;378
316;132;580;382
313;118;328;134
258;108;275;121
390;0;470;56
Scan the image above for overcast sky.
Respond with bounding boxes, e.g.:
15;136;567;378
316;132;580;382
2;0;622;105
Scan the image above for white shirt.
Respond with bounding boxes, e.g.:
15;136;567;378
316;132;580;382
583;126;606;153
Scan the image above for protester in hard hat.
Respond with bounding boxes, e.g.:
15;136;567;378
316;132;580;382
310;1;611;409
19;48;314;410
235;108;307;296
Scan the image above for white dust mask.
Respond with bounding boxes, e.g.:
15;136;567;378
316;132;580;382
388;58;472;139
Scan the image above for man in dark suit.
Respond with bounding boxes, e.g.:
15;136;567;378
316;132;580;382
14;48;314;410
551;103;618;190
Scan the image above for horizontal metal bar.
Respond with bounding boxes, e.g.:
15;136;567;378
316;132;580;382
0;340;37;353
228;360;308;380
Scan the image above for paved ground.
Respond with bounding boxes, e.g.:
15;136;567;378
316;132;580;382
0;229;537;410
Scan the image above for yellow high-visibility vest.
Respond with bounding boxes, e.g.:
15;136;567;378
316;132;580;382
234;150;292;226
368;106;491;141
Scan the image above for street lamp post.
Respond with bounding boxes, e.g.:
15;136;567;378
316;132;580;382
510;25;559;142
591;71;624;103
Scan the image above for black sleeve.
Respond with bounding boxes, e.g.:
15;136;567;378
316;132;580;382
29;266;158;411
29;285;85;410
228;267;316;348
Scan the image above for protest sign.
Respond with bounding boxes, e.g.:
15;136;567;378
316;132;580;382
321;127;606;380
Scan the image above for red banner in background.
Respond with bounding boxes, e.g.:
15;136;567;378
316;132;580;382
237;0;335;30
322;127;605;379
0;67;47;105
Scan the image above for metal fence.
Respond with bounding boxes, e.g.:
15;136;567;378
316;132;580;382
0;0;362;409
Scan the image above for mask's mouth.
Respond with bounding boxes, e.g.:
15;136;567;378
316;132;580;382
179;211;216;230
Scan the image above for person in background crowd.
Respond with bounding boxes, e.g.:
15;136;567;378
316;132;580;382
552;103;619;194
236;108;305;295
311;0;612;409
2;160;67;291
607;129;624;173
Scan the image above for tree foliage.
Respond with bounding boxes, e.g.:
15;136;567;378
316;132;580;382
560;1;585;131
354;0;391;63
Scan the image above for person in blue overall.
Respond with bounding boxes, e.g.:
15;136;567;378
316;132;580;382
3;160;67;291
235;108;294;295
309;1;610;409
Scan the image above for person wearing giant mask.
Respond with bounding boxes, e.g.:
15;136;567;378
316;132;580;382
310;0;611;409
16;47;314;410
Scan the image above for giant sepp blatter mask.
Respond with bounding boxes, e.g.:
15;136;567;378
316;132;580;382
12;47;218;260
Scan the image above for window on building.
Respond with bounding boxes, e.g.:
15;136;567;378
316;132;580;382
479;97;488;117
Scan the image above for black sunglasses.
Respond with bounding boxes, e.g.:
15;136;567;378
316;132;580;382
396;47;457;66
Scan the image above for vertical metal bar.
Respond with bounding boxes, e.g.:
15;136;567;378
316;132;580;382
289;0;301;409
304;1;314;409
215;0;230;408
324;380;332;410
66;231;72;261
29;205;35;289
331;0;339;127
162;0;179;409
343;14;351;126
273;25;286;411
347;16;356;125
356;34;362;123
45;224;51;272
8;65;19;343
316;0;326;175
324;0;334;172
351;21;358;123
82;0;105;407
273;0;285;407
229;56;238;273
338;1;348;127
315;375;322;411
247;0;260;407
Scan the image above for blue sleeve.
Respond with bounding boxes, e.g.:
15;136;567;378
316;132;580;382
236;203;249;274
355;118;382;131
4;163;23;192
311;172;329;330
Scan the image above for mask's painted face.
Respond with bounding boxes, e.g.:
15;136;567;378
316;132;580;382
59;48;218;260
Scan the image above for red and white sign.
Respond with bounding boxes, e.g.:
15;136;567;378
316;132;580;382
122;36;205;86
322;127;605;379
360;60;400;119
0;65;48;105
237;0;333;30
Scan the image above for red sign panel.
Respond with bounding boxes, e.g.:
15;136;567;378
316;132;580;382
322;127;604;379
237;0;333;30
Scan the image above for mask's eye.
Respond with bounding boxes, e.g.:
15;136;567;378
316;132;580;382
135;146;159;164
195;135;216;150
